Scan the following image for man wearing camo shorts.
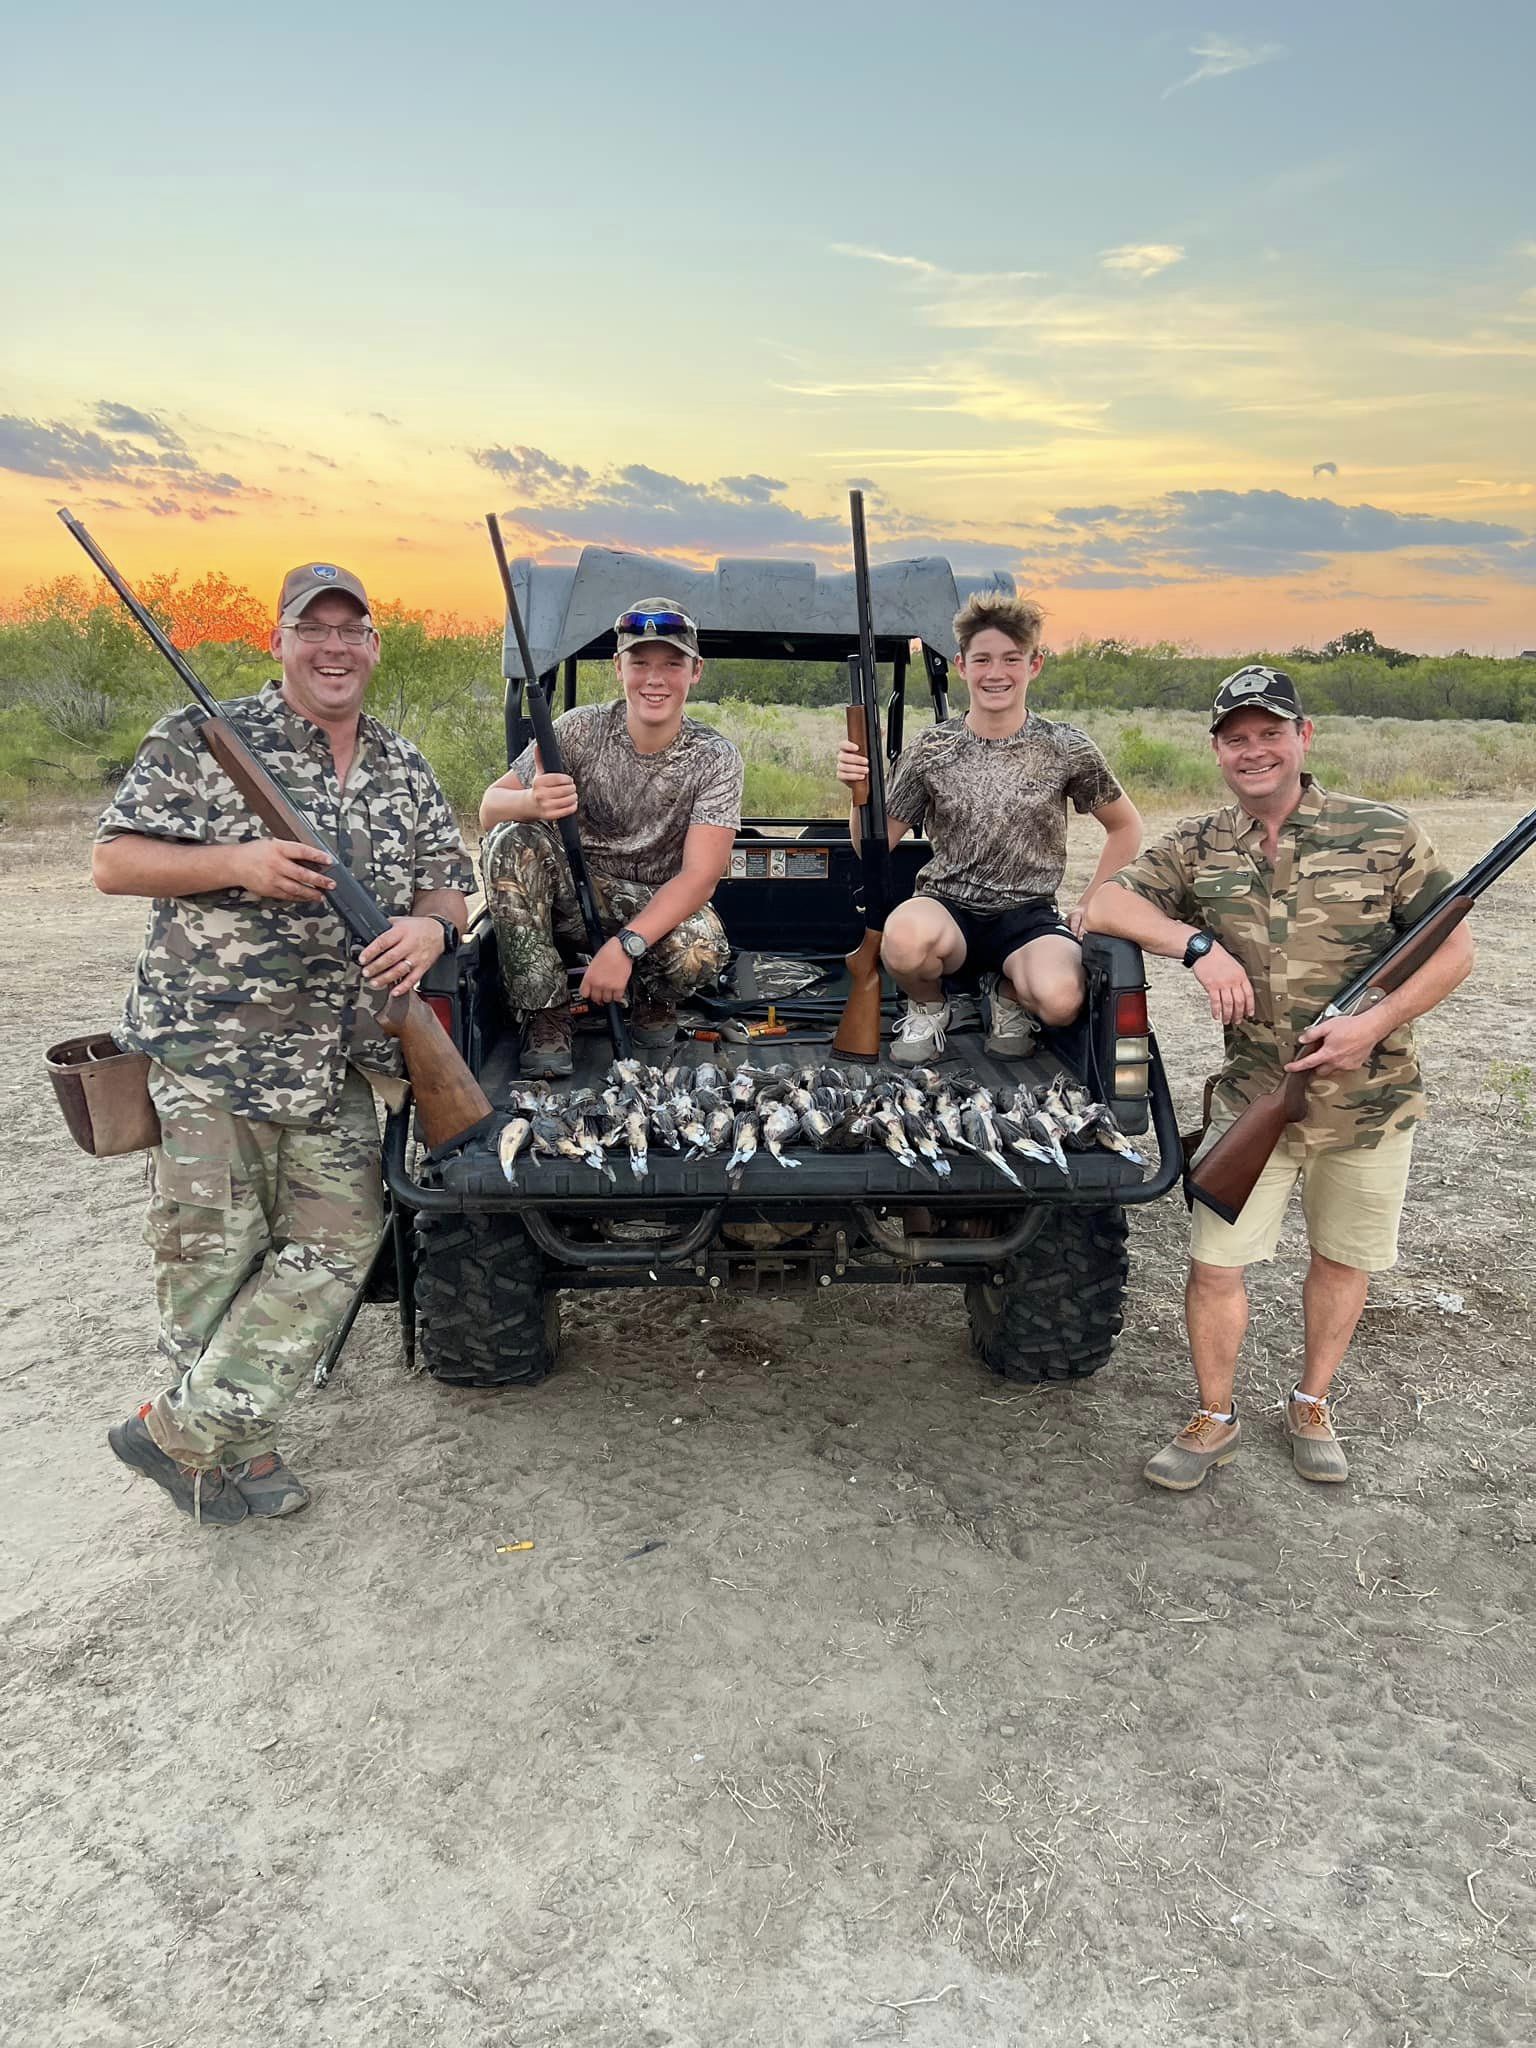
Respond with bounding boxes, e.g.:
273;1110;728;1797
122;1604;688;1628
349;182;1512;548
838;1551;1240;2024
479;600;743;1077
96;561;473;1527
1089;666;1474;1490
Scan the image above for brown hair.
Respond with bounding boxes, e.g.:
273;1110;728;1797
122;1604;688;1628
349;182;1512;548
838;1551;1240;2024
953;589;1046;659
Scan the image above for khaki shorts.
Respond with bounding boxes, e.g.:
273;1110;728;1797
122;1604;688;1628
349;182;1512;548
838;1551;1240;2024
1188;1122;1415;1274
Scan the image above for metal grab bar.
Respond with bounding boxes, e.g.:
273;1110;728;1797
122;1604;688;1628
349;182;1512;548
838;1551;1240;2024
853;1206;1048;1267
520;1205;726;1271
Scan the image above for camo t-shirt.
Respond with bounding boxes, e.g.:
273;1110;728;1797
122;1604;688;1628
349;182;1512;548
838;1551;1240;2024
97;681;474;1127
883;714;1123;914
1113;777;1455;1151
509;699;743;885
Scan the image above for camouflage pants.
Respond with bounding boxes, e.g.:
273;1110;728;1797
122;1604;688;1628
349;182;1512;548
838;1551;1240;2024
482;820;728;1013
141;1064;384;1469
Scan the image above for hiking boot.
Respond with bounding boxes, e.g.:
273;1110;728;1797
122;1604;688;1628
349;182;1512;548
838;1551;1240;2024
1144;1408;1242;1492
630;996;678;1050
226;1450;311;1518
984;977;1041;1059
521;1003;573;1079
1285;1390;1349;1484
108;1407;249;1526
890;998;950;1066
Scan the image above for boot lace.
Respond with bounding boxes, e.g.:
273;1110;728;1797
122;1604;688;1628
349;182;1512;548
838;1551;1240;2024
896;1004;946;1053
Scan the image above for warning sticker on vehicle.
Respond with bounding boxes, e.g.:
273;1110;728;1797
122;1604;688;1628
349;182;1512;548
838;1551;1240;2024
729;845;831;880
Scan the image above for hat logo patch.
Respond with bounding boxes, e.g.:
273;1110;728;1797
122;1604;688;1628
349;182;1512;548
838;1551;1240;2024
1229;673;1270;698
310;564;339;581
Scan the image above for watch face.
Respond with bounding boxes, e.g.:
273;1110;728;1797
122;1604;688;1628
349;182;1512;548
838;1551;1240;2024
620;930;646;958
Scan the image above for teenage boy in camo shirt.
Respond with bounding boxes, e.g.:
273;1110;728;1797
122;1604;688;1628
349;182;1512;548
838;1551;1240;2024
834;590;1142;1064
479;600;743;1077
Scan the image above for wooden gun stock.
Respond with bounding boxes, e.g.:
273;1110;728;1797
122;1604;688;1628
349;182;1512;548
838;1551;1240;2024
1186;1070;1309;1223
833;927;885;1061
844;703;870;806
383;991;495;1152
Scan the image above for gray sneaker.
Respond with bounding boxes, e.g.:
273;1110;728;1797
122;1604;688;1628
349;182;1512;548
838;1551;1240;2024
984;978;1041;1059
522;1003;574;1079
226;1451;311;1517
1285;1392;1349;1484
108;1408;249;1526
890;999;950;1066
1144;1408;1242;1492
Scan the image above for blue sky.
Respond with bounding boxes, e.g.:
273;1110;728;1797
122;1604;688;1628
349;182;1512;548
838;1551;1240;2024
4;1;1534;649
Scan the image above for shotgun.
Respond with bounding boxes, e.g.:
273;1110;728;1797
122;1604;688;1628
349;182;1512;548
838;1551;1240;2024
832;489;895;1060
484;514;631;1059
58;509;495;1153
1188;803;1536;1222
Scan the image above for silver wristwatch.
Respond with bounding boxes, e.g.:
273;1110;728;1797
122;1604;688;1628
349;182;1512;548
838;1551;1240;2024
617;926;649;961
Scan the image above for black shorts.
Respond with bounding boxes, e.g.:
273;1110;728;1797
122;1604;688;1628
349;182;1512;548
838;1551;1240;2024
929;894;1077;977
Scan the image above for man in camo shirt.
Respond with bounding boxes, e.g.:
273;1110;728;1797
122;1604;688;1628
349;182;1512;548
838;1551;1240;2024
96;561;474;1527
1089;666;1474;1490
835;590;1143;1064
479;600;743;1076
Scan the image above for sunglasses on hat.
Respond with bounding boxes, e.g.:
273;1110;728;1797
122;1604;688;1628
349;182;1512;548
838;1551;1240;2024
615;607;697;637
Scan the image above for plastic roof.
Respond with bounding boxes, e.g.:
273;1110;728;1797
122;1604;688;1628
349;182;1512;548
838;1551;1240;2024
499;547;1015;678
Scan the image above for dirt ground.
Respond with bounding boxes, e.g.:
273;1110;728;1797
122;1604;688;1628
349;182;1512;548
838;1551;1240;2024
3;798;1533;2048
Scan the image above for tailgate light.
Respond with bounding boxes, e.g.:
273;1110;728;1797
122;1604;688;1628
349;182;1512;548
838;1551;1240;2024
424;995;455;1036
1112;988;1149;1098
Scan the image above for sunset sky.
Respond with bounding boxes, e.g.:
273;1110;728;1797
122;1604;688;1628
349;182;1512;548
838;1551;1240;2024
4;1;1535;653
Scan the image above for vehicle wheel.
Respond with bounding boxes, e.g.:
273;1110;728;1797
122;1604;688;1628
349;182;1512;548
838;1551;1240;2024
414;1213;560;1387
965;1206;1129;1384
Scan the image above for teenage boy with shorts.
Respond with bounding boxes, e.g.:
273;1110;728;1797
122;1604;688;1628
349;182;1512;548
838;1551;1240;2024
834;591;1142;1063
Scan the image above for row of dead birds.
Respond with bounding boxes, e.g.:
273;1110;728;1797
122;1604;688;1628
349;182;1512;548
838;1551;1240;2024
494;1058;1144;1187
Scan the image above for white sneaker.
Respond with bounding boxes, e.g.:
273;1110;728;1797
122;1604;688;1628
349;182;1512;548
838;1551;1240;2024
984;978;1040;1058
891;998;950;1065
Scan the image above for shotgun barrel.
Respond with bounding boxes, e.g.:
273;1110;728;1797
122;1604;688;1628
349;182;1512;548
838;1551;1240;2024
483;515;632;1060
58;509;494;1153
832;490;896;1060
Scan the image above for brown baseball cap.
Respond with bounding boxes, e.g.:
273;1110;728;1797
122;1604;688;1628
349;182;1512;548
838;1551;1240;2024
277;562;372;625
614;597;700;658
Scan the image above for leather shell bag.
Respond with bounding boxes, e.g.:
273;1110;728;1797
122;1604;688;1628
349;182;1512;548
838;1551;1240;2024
45;1034;161;1157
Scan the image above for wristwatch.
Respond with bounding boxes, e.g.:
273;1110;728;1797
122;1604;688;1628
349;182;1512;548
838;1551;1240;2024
1182;930;1216;969
431;915;461;956
617;926;649;961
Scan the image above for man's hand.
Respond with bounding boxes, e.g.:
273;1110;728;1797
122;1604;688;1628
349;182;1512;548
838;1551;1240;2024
1287;1011;1383;1077
228;838;335;903
1193;945;1256;1026
530;770;579;822
1067;899;1090;939
834;740;869;791
360;915;445;994
579;936;634;1006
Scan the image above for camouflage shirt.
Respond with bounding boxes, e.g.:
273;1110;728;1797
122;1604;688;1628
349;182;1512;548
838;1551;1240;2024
97;680;474;1128
1114;777;1454;1151
509;699;743;886
884;714;1123;914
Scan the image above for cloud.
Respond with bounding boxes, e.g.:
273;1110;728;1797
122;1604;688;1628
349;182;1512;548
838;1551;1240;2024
472;443;592;493
488;452;846;557
1037;487;1529;585
0;410;246;508
1312;461;1338;478
93;401;185;450
1162;36;1284;99
1099;244;1185;280
832;244;1044;286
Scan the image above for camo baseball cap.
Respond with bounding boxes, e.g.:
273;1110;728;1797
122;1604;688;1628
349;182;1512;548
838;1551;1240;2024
1210;664;1305;732
277;562;372;624
614;598;700;658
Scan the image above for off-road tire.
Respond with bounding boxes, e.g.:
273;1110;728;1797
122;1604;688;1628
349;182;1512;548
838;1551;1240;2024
965;1205;1129;1383
414;1213;560;1387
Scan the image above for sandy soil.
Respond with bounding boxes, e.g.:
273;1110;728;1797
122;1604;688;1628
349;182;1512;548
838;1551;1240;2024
2;798;1533;2048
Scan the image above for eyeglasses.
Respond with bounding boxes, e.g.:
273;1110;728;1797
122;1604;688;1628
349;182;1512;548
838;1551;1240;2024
288;617;373;645
615;608;697;638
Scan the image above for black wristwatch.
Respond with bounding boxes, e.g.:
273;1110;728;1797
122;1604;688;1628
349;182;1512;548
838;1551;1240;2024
617;926;649;961
431;915;461;956
1182;930;1216;969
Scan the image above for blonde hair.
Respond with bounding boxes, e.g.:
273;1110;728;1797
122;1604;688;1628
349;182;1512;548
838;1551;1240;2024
953;589;1046;659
